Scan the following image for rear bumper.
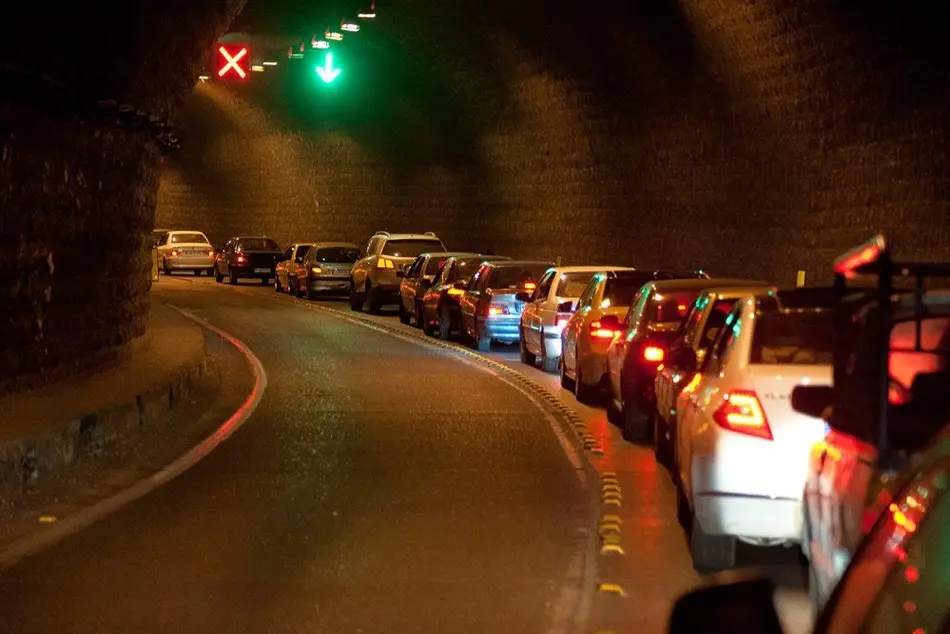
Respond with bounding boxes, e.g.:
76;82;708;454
165;256;214;269
309;276;350;293
230;266;274;278
693;492;802;543
479;316;521;344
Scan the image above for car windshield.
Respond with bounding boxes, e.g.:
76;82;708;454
315;247;360;263
554;272;597;298
381;239;444;257
652;291;700;323
426;256;451;275
170;232;208;244
489;264;552;289
751;310;834;364
238;238;280;252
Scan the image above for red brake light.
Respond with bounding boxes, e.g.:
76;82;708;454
207;249;215;256
712;390;772;440
170;249;179;257
677;304;688;315
488;305;510;316
556;317;570;328
643;346;665;362
589;320;620;339
237;255;246;263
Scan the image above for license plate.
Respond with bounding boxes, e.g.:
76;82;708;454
254;268;270;273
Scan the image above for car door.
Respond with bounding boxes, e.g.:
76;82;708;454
278;245;294;286
607;286;651;404
401;256;424;311
217;239;234;274
522;270;556;355
459;263;489;335
657;296;707;421
564;278;600;374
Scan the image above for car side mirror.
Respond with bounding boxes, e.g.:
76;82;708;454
791;385;834;419
515;291;532;302
557;300;575;313
669;577;784;634
669;347;697;373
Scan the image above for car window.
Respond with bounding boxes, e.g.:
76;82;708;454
452;259;482;284
315;247;360;263
158;233;169;246
406;256;424;278
703;304;743;375
577;277;599;310
432;259;453;286
171;232;209;244
469;264;487;291
651;291;699;324
381;239;444;257
366;237;377;255
751;309;834;365
604;276;653;309
237;238;280;251
555;271;597;299
623;289;649;329
889;316;950;395
535;270;556;301
818;457;950;634
425;255;450;276
699;298;742;347
296;245;312;260
489;264;552;290
681;294;709;346
284;247;294;261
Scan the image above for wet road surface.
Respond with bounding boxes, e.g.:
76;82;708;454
0;279;593;633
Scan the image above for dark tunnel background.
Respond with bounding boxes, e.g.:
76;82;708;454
3;0;950;391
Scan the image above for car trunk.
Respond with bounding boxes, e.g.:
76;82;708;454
489;290;525;317
241;251;282;269
748;363;832;447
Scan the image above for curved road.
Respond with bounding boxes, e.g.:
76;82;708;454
0;280;593;633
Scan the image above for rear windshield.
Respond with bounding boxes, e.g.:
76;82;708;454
555;272;597;298
426;255;451;275
652;292;700;323
604;275;659;307
451;259;484;282
238;238;280;252
381;239;444;257
315;247;360;263
170;232;208;245
751;310;834;365
489;264;551;289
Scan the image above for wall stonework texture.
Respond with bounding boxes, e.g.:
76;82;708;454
158;0;950;285
0;1;245;394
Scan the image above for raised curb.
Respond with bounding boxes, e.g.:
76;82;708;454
0;329;210;499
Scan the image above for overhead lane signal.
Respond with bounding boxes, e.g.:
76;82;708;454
216;44;250;80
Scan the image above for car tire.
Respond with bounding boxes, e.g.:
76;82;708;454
606;394;622;425
349;280;363;311
437;308;451;340
654;413;673;468
207;267;215;277
621;389;652;443
559;357;576;391
306;283;316;300
574;364;598;404
414;300;425;329
229;273;238;285
690;518;736;572
162;259;171;276
519;330;536;366
398;300;411;324
365;283;382;314
215;269;223;284
260;277;269;285
275;276;283;293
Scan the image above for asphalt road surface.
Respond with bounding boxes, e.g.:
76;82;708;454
0;279;592;634
0;276;812;634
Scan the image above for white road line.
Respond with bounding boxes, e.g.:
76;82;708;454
0;307;267;570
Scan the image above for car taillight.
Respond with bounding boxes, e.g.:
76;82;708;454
643;346;665;363
556;316;570;328
447;288;465;296
487;305;510;316
311;266;323;274
376;257;395;269
589;320;620;339
206;249;215;256
237;255;246;264
523;281;536;291
712;390;773;440
170;249;179;257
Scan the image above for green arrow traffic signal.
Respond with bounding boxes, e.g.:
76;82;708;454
316;52;341;83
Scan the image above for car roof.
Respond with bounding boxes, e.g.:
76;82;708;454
489;260;557;268
380;233;443;240
422;251;480;259
168;229;205;234
702;284;774;299
312;241;360;249
552;265;635;274
235;236;276;240
649;277;767;292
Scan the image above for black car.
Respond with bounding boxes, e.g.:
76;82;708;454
215;236;283;285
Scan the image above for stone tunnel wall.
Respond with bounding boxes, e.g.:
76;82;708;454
158;0;950;284
0;1;245;394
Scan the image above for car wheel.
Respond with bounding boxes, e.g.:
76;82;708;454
559;356;576;391
414;300;425;329
654;413;673;468
349;280;363;311
398;299;411;324
690;517;736;572
215;268;223;284
519;329;537;366
437;308;452;340
275;276;283;293
365;282;382;314
574;364;598;404
229;273;238;285
306;283;316;300
621;385;651;442
162;258;171;276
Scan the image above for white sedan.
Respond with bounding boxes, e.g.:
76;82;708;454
156;230;216;276
673;295;832;570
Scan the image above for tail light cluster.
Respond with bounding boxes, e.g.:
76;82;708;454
376;257;395;269
643;346;665;362
523;281;536;291
712;390;773;440
589;319;622;340
447;287;465;297
487;305;510;316
170;249;179;257
236;255;246;264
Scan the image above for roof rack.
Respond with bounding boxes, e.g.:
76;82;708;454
424;231;437;237
373;231;391;237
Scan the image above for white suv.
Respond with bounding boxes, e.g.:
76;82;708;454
349;231;446;314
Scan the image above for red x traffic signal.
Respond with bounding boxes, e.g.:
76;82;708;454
216;44;250;80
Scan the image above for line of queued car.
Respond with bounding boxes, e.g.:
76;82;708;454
155;227;950;630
